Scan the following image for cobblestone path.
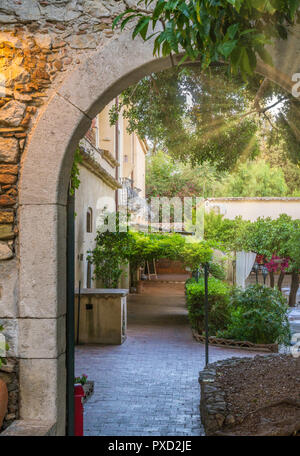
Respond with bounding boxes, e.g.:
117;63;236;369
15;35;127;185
76;293;256;436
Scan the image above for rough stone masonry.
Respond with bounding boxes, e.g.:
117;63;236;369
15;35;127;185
0;1;130;259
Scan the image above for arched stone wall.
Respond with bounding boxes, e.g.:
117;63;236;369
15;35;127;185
0;1;299;435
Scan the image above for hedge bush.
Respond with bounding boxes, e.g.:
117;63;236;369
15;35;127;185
186;277;231;335
217;284;290;345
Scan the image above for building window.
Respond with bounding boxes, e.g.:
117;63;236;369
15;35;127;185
124;154;128;163
87;261;92;288
86;208;93;233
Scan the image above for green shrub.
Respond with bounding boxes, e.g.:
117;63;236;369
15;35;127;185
207;261;226;281
217;284;291;345
186;277;231;335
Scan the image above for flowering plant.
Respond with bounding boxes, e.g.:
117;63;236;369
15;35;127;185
74;374;88;386
265;255;289;273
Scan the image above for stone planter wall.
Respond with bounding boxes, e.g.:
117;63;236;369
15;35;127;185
0;358;18;431
199;354;300;436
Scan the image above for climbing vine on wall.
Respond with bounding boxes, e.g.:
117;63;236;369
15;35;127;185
69;148;83;196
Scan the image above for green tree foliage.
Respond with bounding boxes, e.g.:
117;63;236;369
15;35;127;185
260;130;300;195
238;214;300;306
204;212;248;251
87;214;134;288
146;150;221;198
113;0;300;79
146;151;298;199
88;220;215;287
181;239;213;271
112;1;300;175
111;64;300;177
110;66;260;171
221;159;288;196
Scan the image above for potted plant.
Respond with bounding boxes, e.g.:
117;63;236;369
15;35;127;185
74;374;94;403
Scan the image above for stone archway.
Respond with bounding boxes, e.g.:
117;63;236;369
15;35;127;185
0;20;299;434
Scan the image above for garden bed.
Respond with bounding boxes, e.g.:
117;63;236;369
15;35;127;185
192;330;278;353
199;354;300;436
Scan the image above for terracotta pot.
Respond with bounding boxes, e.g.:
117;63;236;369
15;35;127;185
0;378;8;429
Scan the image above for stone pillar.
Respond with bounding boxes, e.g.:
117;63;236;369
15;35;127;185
18;203;67;435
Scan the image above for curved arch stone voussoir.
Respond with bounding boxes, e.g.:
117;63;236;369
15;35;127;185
20;31;172;207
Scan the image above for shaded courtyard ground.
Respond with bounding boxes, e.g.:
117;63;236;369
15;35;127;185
75;289;259;436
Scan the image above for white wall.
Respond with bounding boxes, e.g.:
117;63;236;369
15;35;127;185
205;198;300;221
135;138;146;198
75;164;116;288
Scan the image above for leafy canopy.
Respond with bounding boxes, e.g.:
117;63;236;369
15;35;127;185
220;159;288;196
237;214;300;271
111;64;300;173
113;0;300;79
110;66;261;171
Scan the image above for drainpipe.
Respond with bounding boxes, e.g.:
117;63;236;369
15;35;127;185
115;97;119;211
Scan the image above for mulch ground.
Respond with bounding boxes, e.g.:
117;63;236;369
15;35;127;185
216;355;300;436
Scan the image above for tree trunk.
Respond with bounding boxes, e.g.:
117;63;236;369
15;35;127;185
277;271;285;292
288;271;299;307
269;271;275;288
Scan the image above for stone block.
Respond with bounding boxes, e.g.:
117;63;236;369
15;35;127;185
0;174;17;184
0;100;26;127
34;33;52;50
0;195;16;207
19;354;66;426
57;31;167;120
0;165;18;175
15;0;41;21
0;224;14;240
67;34;98;49
1;420;57;436
19;93;91;206
18;316;66;358
0;241;13;260
0;259;18;318
0;138;19;163
19;204;67;318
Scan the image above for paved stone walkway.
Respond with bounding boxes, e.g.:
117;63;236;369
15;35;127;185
75;293;257;436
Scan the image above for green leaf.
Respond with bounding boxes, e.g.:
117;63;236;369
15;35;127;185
218;40;238;58
112;10;135;29
133;16;151;39
227;23;239;40
256;46;274;66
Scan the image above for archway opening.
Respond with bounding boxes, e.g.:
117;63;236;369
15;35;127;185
19;30;300;435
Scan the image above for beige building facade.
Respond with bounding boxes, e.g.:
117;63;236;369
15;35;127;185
75;101;147;289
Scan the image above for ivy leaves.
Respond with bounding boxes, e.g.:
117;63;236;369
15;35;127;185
113;0;300;79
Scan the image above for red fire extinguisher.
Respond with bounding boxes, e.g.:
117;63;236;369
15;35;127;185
74;384;85;436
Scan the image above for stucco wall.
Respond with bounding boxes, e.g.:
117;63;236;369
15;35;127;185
75;163;115;287
206;198;300;221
